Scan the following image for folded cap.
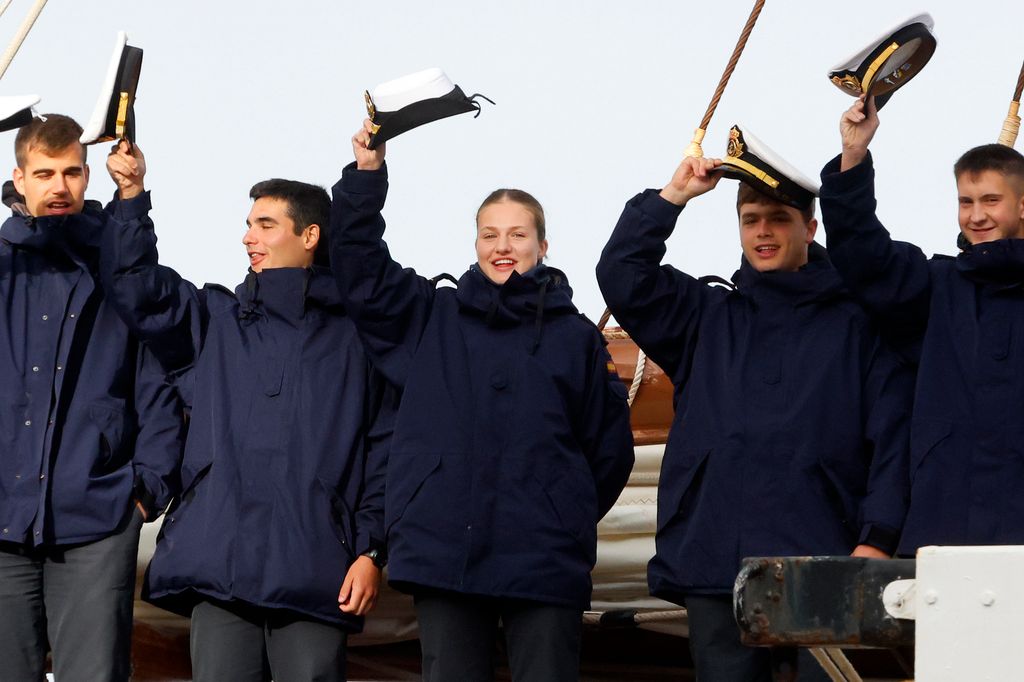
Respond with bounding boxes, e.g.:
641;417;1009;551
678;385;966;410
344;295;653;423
719;125;819;210
364;67;491;150
80;31;144;145
828;13;936;109
0;94;41;133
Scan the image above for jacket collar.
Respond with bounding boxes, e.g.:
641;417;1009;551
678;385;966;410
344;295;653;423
455;263;577;325
235;266;343;322
956;238;1024;287
732;242;846;305
0;200;106;255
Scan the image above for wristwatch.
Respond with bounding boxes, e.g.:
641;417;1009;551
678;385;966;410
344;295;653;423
361;547;386;568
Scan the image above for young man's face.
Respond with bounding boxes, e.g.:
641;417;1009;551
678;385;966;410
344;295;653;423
956;170;1024;244
475;200;548;284
738;200;817;272
12;143;89;217
242;197;318;272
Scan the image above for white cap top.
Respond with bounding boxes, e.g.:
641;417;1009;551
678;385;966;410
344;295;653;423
830;12;934;72
370;68;456;113
80;30;129;144
0;94;41;123
734;124;820;195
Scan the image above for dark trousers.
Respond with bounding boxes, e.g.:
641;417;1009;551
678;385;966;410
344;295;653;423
190;599;349;682
0;507;144;682
414;591;583;682
686;594;832;682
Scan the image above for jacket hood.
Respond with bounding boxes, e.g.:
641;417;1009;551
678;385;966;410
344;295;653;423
456;263;578;354
955;238;1024;287
0;200;106;256
235;265;344;322
732;241;846;305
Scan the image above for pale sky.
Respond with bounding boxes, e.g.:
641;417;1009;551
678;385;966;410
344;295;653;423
3;1;1020;319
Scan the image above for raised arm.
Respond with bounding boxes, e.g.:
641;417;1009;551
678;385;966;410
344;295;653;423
329;120;436;387
819;97;932;358
101;141;203;374
596;156;724;381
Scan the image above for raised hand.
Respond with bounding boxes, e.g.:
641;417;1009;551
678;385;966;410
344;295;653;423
840;95;879;171
352;118;386;171
106;139;147;200
660;155;724;206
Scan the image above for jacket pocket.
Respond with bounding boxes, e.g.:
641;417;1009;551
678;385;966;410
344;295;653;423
656;446;711;533
166;462;212;518
317;476;354;553
534;462;599;563
89;399;133;471
909;418;953;478
385;450;442;532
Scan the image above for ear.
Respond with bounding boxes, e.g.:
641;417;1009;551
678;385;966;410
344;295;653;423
12;166;24;196
83;163;90;188
804;217;818;244
538;238;549;260
304;223;320;252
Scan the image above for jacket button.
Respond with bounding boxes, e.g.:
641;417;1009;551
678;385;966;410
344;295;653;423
39;474;45;480
41;314;48;321
32;366;39;372
69;313;76;319
1;528;7;534
14;474;20;480
56;365;63;372
24;420;31;427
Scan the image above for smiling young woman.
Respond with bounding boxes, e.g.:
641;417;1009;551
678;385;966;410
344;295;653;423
327;119;635;682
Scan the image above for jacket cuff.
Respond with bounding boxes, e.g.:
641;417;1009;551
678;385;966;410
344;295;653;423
858;522;899;556
820;151;874;195
109;190;153;222
132;473;160;521
635;188;685;226
355;529;387;564
339;161;388;195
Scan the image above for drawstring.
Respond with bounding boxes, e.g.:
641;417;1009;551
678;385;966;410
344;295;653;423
530;278;549;355
467;93;496;118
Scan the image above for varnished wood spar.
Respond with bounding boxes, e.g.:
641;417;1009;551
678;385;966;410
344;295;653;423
603;328;674;445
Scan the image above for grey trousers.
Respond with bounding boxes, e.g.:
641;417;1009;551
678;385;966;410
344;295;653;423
0;507;144;682
414;591;583;682
190;599;349;682
685;594;832;682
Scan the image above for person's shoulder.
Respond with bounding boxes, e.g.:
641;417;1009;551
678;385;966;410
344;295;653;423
199;283;237;311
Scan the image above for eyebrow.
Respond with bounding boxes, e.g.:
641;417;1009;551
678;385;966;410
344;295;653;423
247;215;279;226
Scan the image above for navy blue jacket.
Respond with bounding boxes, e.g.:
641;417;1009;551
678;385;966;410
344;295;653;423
596;189;912;603
100;193;390;629
330;163;634;610
820;153;1024;554
0;203;183;546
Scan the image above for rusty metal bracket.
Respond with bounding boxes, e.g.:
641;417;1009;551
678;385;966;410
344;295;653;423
734;556;916;648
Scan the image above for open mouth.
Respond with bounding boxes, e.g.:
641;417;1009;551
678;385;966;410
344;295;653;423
45;201;72;215
248;252;266;266
492;258;516;269
754;245;779;257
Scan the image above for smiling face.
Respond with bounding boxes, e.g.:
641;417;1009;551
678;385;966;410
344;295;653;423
13;143;89;217
956;169;1024;245
738;198;817;272
475;199;548;284
242;196;319;272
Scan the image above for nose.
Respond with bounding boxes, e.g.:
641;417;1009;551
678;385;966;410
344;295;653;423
970;202;987;225
496;234;512;253
52;173;69;196
242;226;257;246
754;219;771;237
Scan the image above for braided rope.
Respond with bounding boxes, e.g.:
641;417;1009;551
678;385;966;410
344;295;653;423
0;0;48;81
628;347;646;407
0;1;14;20
685;0;767;158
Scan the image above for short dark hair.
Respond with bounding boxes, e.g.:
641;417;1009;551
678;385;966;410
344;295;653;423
736;182;815;223
953;144;1024;191
15;114;86;168
249;179;331;267
476;188;547;242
